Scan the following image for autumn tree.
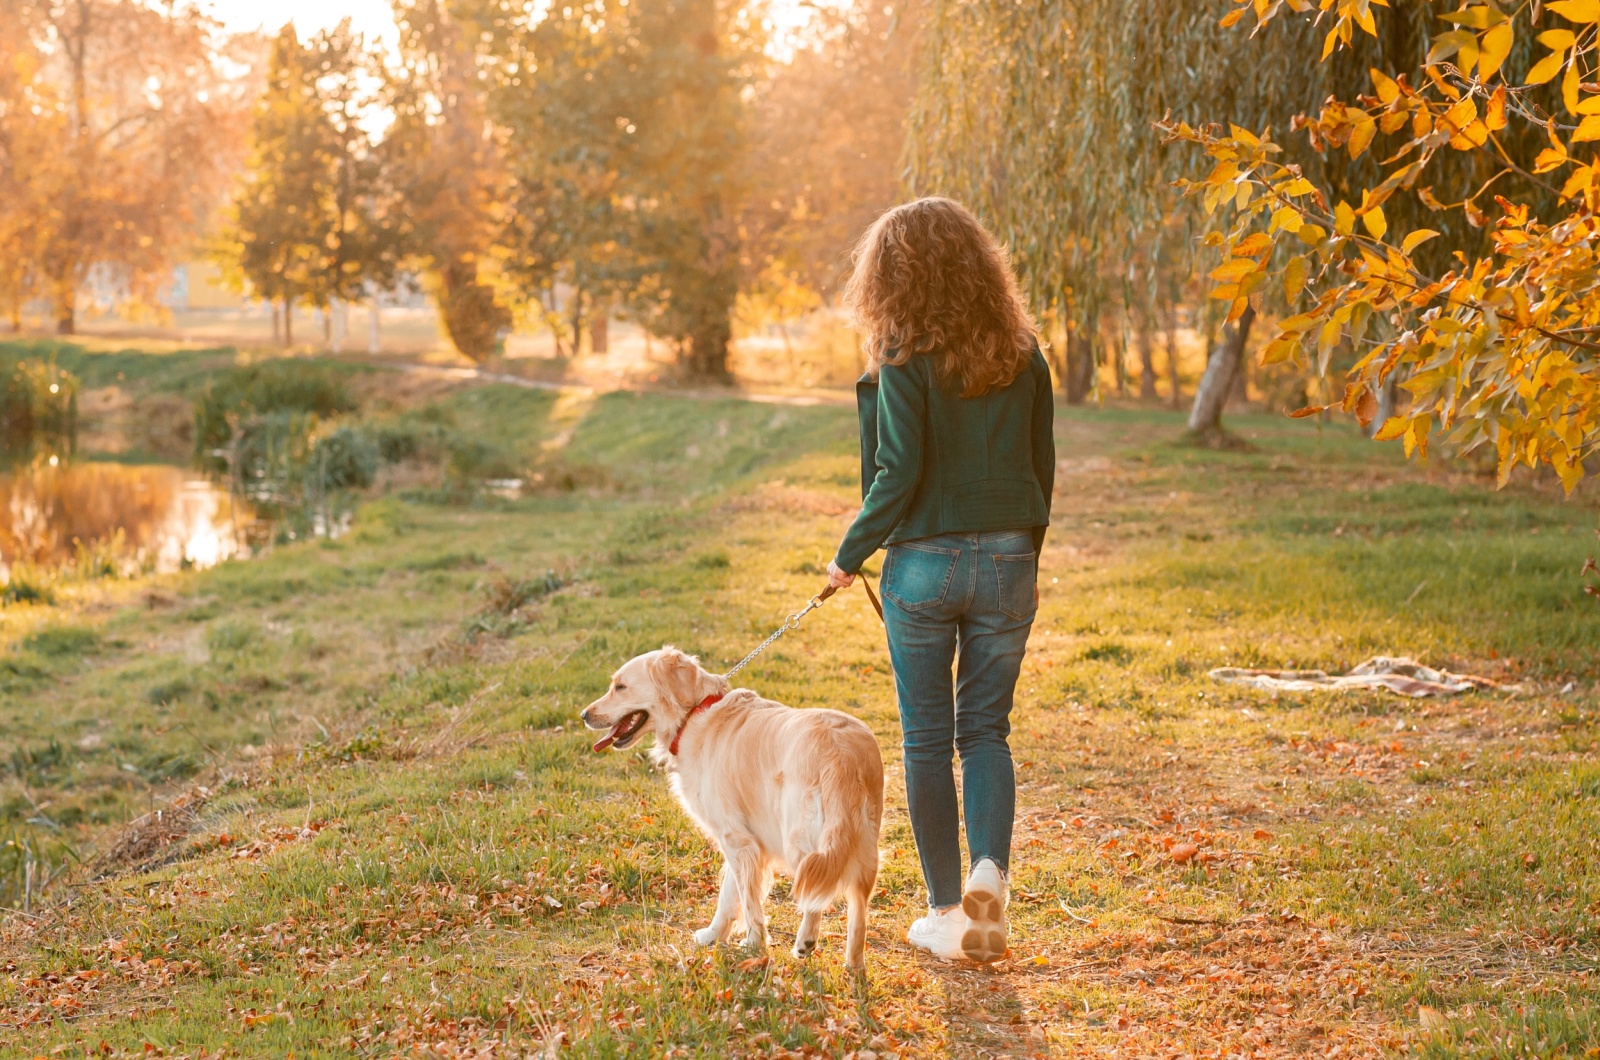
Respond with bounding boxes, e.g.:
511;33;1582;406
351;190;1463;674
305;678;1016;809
1172;0;1599;489
219;22;400;347
17;0;244;333
0;6;60;331
480;0;756;379
384;0;511;363
740;0;923;327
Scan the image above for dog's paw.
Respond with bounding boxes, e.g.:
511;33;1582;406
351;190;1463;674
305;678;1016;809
791;937;816;960
692;926;721;947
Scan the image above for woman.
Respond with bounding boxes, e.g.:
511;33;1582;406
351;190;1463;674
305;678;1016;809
827;197;1054;963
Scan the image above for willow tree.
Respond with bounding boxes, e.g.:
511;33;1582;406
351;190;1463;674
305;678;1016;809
906;0;1485;439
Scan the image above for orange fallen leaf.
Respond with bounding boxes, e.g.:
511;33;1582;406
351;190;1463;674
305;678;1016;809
1418;1005;1446;1031
735;955;769;972
1253;829;1273;840
1170;842;1200;863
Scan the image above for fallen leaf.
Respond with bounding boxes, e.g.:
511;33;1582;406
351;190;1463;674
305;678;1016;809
1418;1005;1446;1031
1253;829;1273;840
1170;842;1200;864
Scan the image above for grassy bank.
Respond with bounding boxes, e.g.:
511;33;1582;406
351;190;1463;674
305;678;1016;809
2;358;1598;1057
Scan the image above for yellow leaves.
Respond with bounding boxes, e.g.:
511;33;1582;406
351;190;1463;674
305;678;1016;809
1370;67;1400;105
1573;115;1600;142
1564;58;1582;114
1404;416;1432;458
1535;127;1570;173
1284;254;1311;303
1335;200;1357;235
1401;229;1440;254
1486;86;1508;131
1281;177;1315;196
1220;6;1248;27
1553;450;1587;494
1298;222;1328;244
1538;29;1577;49
1525;49;1567;86
1233;232;1274;256
1478;22;1513;80
1440;96;1486;150
1363;203;1389;239
1348;115;1377;159
1210;258;1258;283
1561;163;1594;199
1372;416;1410;442
1270;205;1305;233
1548;0;1600;21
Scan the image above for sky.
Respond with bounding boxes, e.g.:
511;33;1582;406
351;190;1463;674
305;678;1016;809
202;0;827;57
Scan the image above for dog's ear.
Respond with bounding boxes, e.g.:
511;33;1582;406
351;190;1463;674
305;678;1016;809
648;646;724;709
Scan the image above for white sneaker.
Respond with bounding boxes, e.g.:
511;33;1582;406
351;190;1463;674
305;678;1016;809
906;906;969;961
961;858;1009;963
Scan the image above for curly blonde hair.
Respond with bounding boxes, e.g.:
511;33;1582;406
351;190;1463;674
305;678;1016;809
843;197;1038;398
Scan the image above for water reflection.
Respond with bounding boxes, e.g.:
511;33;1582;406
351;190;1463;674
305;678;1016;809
0;463;253;577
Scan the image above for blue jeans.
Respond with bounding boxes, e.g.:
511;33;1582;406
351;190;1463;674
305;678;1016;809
881;530;1036;909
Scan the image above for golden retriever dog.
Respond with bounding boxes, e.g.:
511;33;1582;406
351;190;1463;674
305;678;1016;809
581;647;883;970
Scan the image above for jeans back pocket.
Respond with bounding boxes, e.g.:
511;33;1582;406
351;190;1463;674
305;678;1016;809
992;552;1037;621
883;543;960;612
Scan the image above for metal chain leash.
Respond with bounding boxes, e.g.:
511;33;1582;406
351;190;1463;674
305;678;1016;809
721;586;835;681
719;578;884;682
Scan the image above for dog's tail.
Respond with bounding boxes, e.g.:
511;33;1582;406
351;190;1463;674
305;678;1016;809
793;765;874;913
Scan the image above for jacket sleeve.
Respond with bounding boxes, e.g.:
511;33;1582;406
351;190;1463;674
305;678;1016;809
1030;351;1056;556
833;360;926;574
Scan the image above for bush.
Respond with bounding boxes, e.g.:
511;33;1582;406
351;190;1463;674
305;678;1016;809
0;358;78;462
193;361;357;470
309;427;378;492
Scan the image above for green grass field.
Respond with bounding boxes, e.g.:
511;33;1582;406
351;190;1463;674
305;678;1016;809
2;344;1598;1058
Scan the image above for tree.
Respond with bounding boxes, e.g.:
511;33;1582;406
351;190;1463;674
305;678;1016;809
0;7;61;331
905;0;1448;437
1173;0;1600;490
483;0;755;379
385;0;511;363
16;0;244;334
741;1;924;308
218;23;401;347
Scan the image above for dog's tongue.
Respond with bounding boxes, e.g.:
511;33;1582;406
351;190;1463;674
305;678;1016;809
591;730;617;752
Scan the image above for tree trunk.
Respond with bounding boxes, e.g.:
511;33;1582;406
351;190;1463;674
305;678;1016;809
272;302;281;345
283;299;293;348
569;285;584;358
368;301;380;354
1163;301;1182;410
685;313;732;382
1137;315;1158;401
590;307;608;355
1228;333;1251;407
1064;326;1095;405
1112;318;1128;398
1187;306;1254;444
53;278;75;336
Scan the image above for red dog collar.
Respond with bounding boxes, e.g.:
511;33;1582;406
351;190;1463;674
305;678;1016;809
667;693;724;756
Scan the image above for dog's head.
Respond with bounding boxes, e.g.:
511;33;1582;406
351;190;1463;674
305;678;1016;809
580;646;729;752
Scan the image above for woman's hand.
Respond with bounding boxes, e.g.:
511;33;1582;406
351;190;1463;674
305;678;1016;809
827;560;856;589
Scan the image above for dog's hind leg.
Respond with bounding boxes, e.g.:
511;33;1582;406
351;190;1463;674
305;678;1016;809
792;908;822;960
726;841;769;953
843;882;869;972
693;862;741;947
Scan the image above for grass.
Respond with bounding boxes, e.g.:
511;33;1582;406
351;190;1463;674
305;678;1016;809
0;358;1597;1058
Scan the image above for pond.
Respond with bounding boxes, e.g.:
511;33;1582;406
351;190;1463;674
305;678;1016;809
0;463;254;578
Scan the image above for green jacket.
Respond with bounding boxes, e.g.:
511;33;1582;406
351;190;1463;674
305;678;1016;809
834;348;1055;574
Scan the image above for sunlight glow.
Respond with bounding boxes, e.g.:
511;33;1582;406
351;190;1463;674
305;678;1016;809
204;0;835;59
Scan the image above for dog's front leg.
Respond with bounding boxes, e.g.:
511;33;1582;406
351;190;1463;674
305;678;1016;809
693;861;741;947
